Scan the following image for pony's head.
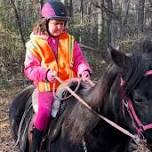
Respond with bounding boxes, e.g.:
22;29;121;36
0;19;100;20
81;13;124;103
109;40;152;142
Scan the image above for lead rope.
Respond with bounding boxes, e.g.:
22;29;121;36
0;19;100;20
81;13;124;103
55;76;138;142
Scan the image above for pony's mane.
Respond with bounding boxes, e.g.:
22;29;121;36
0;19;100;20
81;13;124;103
124;55;145;93
124;50;152;94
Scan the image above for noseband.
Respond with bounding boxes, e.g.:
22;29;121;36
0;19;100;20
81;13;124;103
121;70;152;137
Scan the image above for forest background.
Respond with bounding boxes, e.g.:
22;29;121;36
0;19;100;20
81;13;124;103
0;0;152;88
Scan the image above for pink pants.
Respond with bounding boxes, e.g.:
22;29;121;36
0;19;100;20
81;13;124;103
33;91;54;131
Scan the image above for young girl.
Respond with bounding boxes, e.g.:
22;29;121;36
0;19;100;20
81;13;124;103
24;1;91;151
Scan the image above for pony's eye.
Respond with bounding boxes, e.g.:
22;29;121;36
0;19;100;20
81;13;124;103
134;97;143;103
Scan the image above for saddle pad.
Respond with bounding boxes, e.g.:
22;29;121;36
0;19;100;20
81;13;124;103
32;89;61;118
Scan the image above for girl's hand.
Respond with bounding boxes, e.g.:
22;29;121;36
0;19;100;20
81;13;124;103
79;70;90;81
46;70;57;82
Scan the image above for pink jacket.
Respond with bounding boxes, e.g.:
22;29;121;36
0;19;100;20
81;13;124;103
24;33;91;83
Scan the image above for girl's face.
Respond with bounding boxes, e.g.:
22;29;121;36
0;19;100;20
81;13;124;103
48;19;65;37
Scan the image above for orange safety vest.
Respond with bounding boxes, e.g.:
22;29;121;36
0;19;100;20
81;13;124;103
29;32;76;92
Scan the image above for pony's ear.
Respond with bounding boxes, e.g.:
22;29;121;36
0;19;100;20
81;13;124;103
109;47;132;71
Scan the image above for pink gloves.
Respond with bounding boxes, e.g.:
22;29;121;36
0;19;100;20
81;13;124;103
79;70;90;81
77;63;91;82
46;70;57;82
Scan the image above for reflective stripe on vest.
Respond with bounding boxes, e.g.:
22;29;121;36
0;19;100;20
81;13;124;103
69;35;74;78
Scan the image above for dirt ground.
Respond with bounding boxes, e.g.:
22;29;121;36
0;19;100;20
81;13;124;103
0;88;20;152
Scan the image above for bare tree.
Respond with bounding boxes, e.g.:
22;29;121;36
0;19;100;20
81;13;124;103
136;0;145;34
79;0;84;43
120;0;130;39
106;0;113;45
10;0;26;52
97;1;102;49
69;0;73;17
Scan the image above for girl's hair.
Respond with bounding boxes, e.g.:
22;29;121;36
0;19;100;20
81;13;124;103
32;18;50;35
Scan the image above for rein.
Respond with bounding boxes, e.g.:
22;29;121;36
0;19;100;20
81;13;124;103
55;76;137;141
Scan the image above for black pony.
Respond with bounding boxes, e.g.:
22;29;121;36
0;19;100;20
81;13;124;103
9;40;152;152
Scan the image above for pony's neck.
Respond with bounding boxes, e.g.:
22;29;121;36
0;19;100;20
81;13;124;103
86;65;119;108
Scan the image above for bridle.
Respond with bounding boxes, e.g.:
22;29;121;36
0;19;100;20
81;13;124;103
121;70;152;137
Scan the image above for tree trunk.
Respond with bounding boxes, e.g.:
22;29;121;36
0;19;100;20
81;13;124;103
120;0;130;39
106;0;113;46
69;0;73;17
97;1;102;49
136;0;145;34
80;0;84;43
10;0;26;52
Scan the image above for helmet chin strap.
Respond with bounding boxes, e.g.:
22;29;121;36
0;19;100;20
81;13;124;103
46;19;51;35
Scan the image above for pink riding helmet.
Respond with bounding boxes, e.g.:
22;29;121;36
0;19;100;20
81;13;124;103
41;1;68;21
